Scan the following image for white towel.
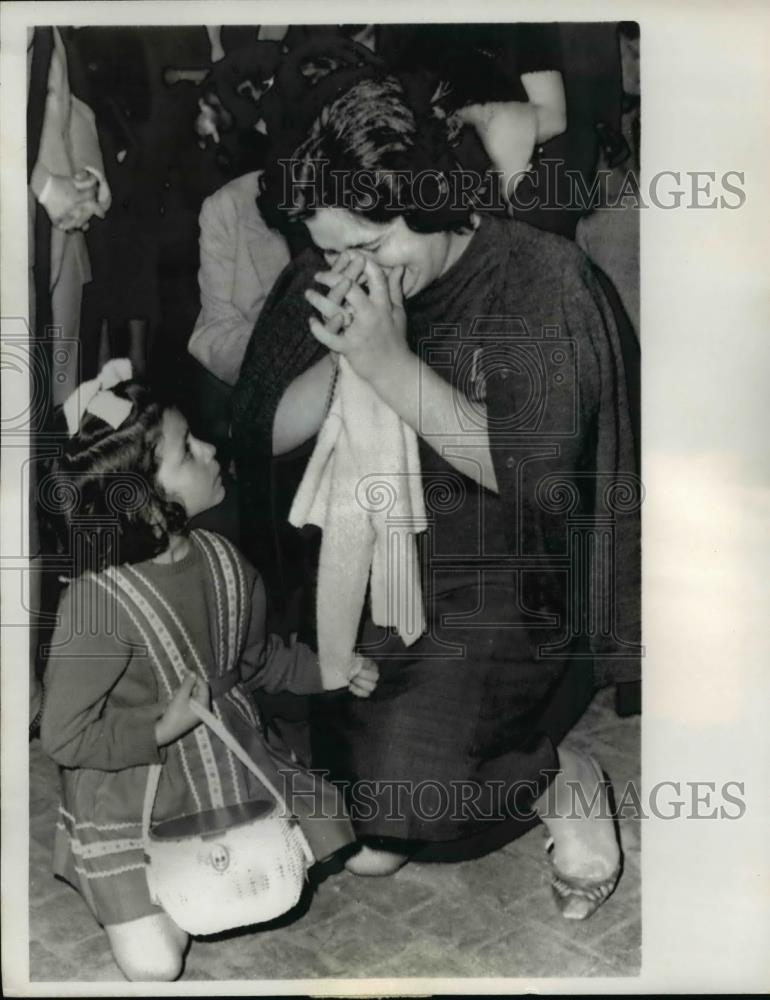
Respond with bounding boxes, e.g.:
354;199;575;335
289;358;428;689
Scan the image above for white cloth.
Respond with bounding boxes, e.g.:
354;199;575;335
289;359;427;689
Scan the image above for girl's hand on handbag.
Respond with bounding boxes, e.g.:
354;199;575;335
155;671;212;747
348;656;379;698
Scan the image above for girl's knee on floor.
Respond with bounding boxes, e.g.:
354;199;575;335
105;913;188;982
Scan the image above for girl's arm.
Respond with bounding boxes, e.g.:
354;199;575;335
41;577;166;770
238;563;378;697
238;572;325;695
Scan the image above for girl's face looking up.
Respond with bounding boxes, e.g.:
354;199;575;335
154;409;224;520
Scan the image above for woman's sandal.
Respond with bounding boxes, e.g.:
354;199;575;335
544;755;623;921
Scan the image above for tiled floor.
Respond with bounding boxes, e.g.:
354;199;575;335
29;687;640;983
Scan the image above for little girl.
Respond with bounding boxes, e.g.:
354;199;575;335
40;360;377;981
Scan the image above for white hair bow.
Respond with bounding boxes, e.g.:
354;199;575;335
62;358;134;437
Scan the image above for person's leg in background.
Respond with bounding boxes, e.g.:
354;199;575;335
48;230;90;407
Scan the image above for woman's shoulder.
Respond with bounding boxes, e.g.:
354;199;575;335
505;217;588;268
495;217;594;298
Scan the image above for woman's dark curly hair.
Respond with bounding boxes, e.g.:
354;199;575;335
260;73;475;235
39;381;187;577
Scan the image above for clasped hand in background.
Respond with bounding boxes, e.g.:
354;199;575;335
41;168;111;232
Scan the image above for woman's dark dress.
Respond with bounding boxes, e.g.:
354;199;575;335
232;215;640;842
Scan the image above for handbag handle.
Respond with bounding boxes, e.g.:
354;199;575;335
141;700;311;862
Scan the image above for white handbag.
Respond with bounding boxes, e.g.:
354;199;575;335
142;701;315;936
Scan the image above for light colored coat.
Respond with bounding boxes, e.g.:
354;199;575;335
28;27;108;405
188;171;291;386
29;28;106;291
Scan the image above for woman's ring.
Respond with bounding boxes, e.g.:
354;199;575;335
342;308;355;329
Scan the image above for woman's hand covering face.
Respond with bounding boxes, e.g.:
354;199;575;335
310;250;366;334
305;251;409;385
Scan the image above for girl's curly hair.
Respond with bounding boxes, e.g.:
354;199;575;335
39;381;187;577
